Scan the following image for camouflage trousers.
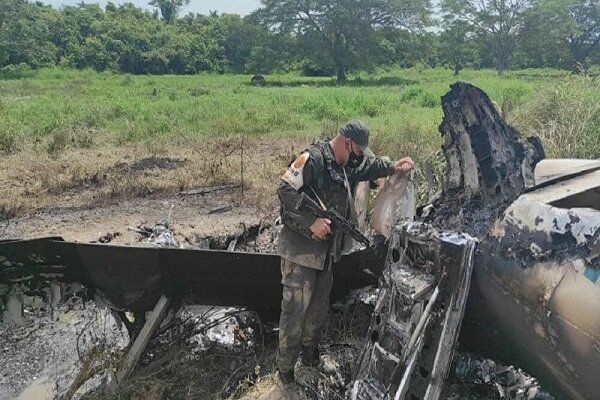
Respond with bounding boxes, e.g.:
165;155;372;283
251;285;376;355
276;257;334;374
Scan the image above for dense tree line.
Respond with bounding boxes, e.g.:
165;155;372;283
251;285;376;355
0;0;598;80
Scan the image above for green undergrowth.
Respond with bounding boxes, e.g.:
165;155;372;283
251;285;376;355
0;67;597;195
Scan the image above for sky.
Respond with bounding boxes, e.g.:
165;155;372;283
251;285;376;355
42;0;262;15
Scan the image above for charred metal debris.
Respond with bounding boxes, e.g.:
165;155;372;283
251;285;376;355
2;82;600;400
351;223;477;400
425;82;544;238
349;82;600;400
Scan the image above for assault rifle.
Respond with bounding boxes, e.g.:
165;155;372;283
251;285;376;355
295;192;386;260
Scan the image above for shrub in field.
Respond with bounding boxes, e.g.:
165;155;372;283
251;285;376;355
1;201;23;220
513;75;600;158
500;84;530;105
0;104;22;154
0;131;20;154
189;87;211;97
301;61;335;77
46;126;97;154
47;128;71;154
298;97;350;121
399;86;423;102
419;91;439;108
0;63;36;80
120;75;135;87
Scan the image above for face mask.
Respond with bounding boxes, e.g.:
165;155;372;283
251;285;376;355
346;142;364;168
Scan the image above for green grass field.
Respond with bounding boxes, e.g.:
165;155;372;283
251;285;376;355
0;67;598;216
2;67;596;155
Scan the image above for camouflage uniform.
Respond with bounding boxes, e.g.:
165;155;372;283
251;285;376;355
276;139;395;374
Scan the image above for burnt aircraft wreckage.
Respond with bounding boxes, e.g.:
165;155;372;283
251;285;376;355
2;83;599;399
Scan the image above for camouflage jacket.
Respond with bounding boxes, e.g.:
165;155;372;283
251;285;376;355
277;140;395;270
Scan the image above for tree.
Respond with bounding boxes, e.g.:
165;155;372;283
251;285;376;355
149;0;189;24
0;0;59;68
257;0;431;82
375;28;437;68
51;3;105;62
439;20;475;75
517;0;599;70
442;0;531;74
567;0;600;68
517;0;574;68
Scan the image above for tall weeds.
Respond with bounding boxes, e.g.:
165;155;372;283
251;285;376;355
513;75;600;159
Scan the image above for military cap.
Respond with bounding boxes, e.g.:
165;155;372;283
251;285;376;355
340;120;375;158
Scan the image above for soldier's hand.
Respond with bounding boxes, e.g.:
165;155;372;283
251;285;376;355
394;157;414;175
310;218;331;240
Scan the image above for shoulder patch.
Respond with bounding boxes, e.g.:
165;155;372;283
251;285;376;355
282;152;309;191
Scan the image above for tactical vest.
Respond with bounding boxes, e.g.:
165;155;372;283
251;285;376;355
277;141;356;270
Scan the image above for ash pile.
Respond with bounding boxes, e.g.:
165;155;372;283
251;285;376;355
0;284;128;400
129;218;277;253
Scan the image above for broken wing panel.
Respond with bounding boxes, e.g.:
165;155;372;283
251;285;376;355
473;192;600;400
473;255;600;400
534;159;600;185
1;239;378;320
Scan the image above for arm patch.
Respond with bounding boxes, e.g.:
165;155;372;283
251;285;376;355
282;152;309;191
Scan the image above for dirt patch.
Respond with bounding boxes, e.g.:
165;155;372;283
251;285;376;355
0;195;273;247
112;156;187;175
0;138;303;221
0;137;296;243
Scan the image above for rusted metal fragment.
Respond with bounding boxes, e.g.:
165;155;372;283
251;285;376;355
351;222;477;400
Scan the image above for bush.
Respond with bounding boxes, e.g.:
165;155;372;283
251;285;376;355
45;125;98;154
120;75;135;86
300;61;335;77
0;63;36;80
500;84;530;104
399;86;423;103
0;132;20;154
419;91;439;108
189;87;211;97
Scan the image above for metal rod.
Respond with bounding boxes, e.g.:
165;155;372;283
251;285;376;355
385;283;441;395
394;333;425;400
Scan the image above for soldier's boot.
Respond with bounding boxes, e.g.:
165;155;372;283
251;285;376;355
278;368;295;386
301;346;320;368
276;369;305;400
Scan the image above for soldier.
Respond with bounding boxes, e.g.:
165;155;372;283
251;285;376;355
276;120;414;387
